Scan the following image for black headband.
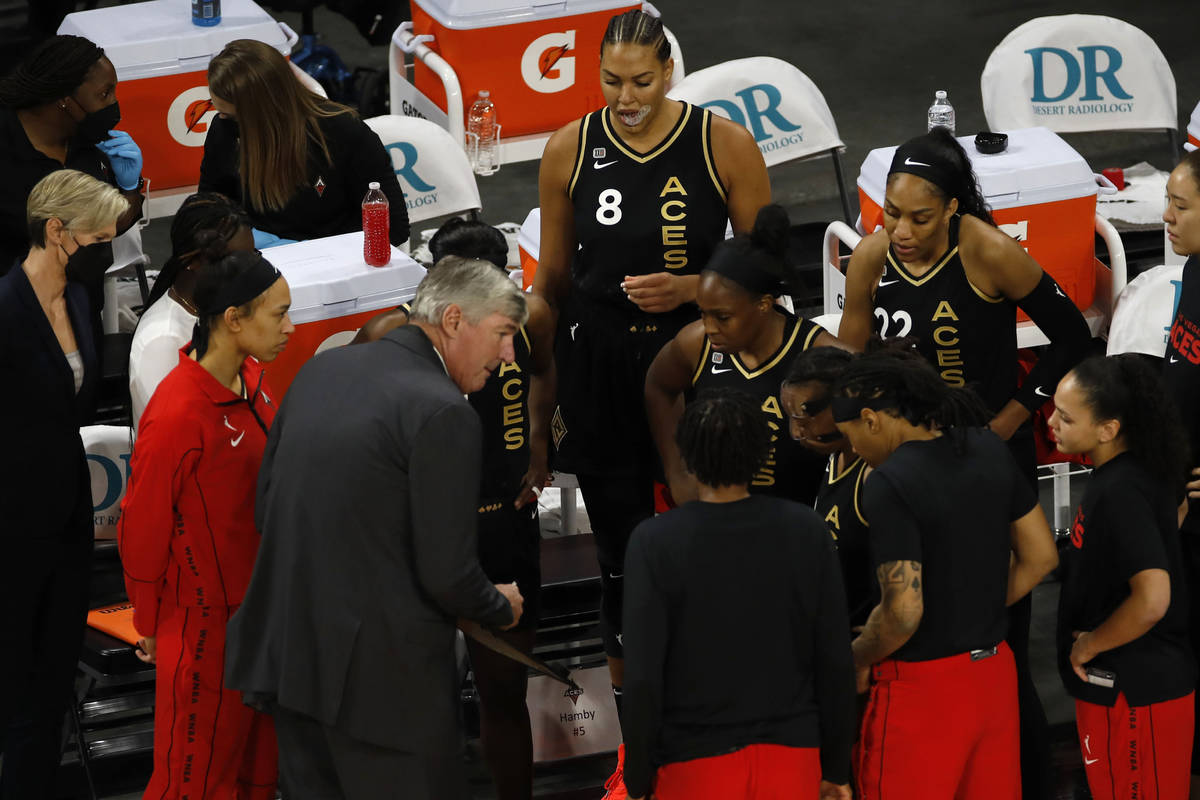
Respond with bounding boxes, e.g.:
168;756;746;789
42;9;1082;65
888;137;958;198
199;254;281;316
703;238;784;296
831;395;871;423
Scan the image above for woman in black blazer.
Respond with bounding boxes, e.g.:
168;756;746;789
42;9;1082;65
0;169;128;796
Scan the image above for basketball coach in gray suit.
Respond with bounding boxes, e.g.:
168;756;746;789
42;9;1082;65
225;256;527;799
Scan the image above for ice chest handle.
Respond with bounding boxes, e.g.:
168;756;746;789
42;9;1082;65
1093;172;1119;195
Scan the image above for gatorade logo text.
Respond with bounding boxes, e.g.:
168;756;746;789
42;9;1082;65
167;85;218;147
700;83;802;155
384;142;438;212
1025;46;1135;116
521;30;576;94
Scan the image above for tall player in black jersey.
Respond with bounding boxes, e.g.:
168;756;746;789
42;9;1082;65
832;350;1058;800
1050;355;1195;800
645;205;835;506
1160;149;1200;792
352;220;554;800
839;128;1090;800
533;12;769;789
781;346;876;631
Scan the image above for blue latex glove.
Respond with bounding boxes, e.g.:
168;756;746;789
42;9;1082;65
252;228;298;249
95;129;143;191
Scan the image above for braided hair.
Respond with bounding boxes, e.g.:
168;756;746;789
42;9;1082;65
833;347;990;450
1068;354;1191;502
602;10;671;62
147;193;251;307
0;35;105;110
676;388;770;488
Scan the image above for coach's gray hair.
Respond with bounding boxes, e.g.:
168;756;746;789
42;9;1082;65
408;255;528;327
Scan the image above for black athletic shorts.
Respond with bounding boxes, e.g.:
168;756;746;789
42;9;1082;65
552;292;695;476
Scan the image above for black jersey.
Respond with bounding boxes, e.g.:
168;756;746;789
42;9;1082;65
874;217;1017;413
1162;255;1200;531
568;103;729;312
815;455;877;628
689;310;826;502
863;429;1037;662
1057;453;1195;707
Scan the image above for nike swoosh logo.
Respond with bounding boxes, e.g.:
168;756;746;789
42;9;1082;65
231;431;245;447
593;160;617;169
1084;757;1099;766
1034;386;1050;398
607;572;623;580
223;416;237;431
1055;285;1067;298
904;157;931;167
1170;355;1181;363
711;367;733;374
878;279;898;287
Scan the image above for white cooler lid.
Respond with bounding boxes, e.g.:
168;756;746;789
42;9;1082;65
58;0;292;81
415;0;637;30
264;233;427;325
857;127;1098;210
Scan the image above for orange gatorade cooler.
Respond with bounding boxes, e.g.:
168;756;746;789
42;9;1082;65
518;207;541;290
857;127;1100;316
411;0;639;139
263;233;426;396
58;0;296;191
1187;100;1199;151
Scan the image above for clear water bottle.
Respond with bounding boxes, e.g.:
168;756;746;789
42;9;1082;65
927;90;955;135
467;90;498;176
362;182;391;268
191;0;221;27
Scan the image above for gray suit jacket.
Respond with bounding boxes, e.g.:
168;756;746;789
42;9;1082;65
225;325;512;754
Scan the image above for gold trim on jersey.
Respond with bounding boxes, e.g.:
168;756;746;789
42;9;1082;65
518;325;531;352
601;104;692;164
691;337;712;386
826;453;863;486
966;277;1006;304
801;322;822;350
700;109;727;203
730;317;803;379
852;460;869;527
567;113;592;199
885;245;960;287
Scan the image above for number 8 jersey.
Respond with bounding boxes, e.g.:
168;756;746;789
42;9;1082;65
569;103;730;311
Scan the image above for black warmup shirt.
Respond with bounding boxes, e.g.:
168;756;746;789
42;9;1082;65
873;216;1017;414
199;107;409;245
621;496;855;796
0;106;120;270
689;310;826;503
569;103;728;314
815;454;877;628
1163;255;1200;532
863;428;1037;661
1057;453;1195;707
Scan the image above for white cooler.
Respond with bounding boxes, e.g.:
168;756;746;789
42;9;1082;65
59;0;296;191
1188;99;1199;152
261;233;426;396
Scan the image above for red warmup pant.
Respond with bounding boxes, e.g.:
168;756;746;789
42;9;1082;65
1075;692;1194;800
653;744;822;799
145;600;277;800
855;642;1020;800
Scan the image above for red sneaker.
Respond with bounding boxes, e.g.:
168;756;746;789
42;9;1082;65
602;743;628;799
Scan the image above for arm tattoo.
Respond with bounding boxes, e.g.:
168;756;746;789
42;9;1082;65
852;560;924;669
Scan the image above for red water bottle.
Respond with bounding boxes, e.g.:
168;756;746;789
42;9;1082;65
362;181;391;267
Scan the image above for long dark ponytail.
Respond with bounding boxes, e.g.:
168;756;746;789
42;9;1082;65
1069;354;1190;502
889;127;995;226
147;192;250;307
